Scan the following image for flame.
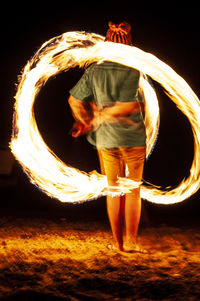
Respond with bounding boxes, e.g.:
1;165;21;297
10;31;200;204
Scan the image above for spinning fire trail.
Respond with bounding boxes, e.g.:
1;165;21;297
10;31;200;204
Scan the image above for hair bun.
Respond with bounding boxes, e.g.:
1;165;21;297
108;21;131;34
106;21;132;45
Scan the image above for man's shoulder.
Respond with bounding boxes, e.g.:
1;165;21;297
93;61;139;74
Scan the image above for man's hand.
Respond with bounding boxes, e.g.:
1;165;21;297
70;121;92;138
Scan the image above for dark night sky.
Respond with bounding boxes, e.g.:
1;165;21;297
0;2;200;220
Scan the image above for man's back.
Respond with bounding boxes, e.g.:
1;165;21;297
87;61;140;109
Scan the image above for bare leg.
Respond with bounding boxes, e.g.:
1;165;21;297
100;146;145;252
106;194;125;251
124;187;141;249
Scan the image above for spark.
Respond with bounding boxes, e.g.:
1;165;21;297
10;31;200;204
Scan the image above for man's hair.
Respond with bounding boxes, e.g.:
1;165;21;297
105;21;132;45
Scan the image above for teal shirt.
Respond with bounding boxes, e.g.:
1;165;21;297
70;61;146;149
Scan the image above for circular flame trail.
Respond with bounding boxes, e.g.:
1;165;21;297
10;31;200;204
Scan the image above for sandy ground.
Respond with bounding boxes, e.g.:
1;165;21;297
0;212;199;301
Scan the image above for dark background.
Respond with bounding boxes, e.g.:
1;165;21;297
0;2;199;225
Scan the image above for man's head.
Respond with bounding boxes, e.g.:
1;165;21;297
105;21;132;45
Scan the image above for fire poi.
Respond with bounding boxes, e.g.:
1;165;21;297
10;31;200;204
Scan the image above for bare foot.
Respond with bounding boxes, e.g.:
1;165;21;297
108;244;124;252
124;243;148;254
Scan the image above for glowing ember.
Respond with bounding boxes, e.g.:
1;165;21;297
10;31;200;204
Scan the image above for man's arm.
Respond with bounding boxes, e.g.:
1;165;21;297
95;101;144;124
68;95;144;135
68;95;93;126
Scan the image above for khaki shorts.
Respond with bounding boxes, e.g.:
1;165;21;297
98;146;146;185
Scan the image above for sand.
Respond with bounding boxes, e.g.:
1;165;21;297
0;212;199;301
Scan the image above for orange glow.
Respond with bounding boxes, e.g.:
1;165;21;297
10;31;200;204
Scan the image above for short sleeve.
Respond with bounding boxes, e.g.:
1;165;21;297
69;68;93;103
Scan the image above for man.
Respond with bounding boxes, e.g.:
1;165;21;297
68;22;146;252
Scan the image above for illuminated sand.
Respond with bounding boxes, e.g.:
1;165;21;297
0;216;200;300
